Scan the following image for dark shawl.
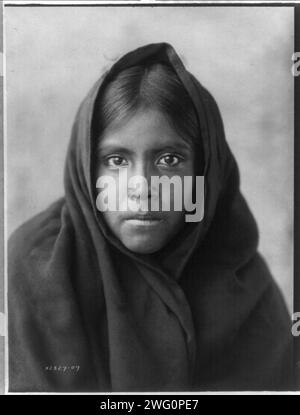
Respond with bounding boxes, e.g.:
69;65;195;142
8;43;294;392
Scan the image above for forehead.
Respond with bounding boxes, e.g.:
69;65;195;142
98;109;191;152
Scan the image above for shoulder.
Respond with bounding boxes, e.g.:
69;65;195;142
8;198;65;264
234;253;293;389
7;198;68;294
234;252;291;325
7;197;78;333
237;252;289;309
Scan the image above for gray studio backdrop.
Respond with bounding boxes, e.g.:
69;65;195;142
5;6;294;311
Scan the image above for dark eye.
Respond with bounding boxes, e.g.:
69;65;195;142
157;154;182;167
106;156;128;168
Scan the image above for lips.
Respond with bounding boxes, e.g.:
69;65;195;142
125;212;162;220
124;213;163;226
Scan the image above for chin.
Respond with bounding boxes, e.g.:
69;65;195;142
121;235;166;255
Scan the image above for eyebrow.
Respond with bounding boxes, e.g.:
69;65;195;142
97;142;193;155
97;146;135;156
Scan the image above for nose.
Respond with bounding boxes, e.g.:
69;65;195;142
128;161;152;201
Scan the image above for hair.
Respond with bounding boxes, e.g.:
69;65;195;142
93;63;204;169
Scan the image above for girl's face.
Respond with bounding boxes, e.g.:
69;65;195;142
96;109;195;254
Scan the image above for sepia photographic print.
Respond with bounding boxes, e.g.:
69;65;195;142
1;0;299;396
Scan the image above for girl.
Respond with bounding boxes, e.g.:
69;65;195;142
8;43;294;392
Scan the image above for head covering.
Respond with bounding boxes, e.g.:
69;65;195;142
8;43;294;392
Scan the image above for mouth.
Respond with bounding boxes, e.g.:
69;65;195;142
124;213;163;227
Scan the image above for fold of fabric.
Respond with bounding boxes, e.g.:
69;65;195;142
8;43;294;392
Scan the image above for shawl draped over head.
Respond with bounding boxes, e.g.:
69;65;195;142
8;43;294;392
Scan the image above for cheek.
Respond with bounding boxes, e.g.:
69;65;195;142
165;210;186;230
101;211;119;227
161;168;195;206
100;211;124;243
95;164;105;181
